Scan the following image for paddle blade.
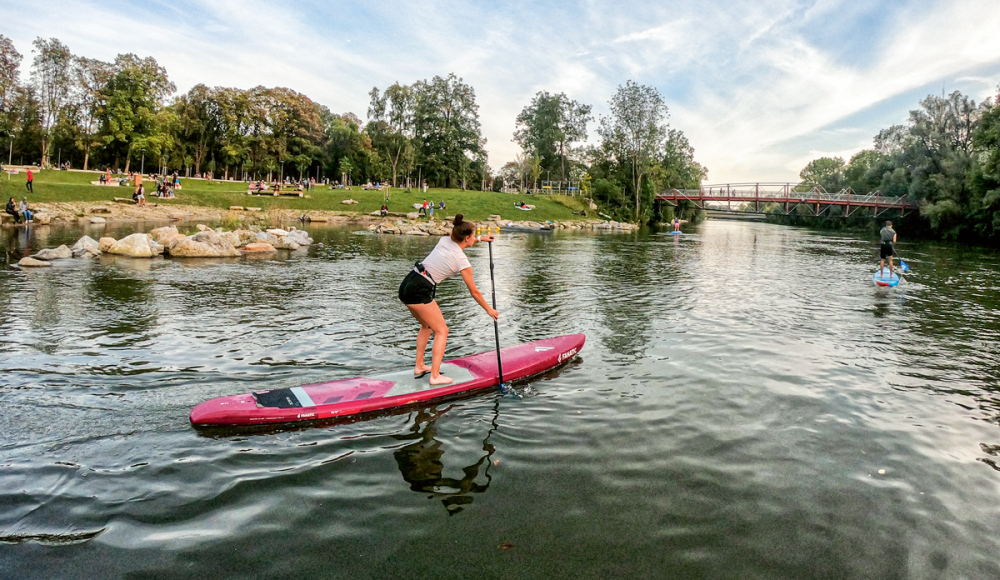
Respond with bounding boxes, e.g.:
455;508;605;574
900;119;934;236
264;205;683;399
900;259;910;272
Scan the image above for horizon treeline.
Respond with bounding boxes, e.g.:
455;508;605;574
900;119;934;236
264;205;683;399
796;87;1000;243
0;35;708;221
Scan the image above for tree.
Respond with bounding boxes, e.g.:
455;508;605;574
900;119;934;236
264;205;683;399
173;84;220;175
598;81;669;221
658;129;707;189
971;85;1000;239
799;157;846;192
368;82;415;186
73;56;112;170
97;53;175;172
412;73;486;188
513;91;592;182
0;35;22;148
30;37;74;165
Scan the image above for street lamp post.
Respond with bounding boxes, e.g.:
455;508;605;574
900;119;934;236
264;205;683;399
280;160;285;184
140;149;146;176
417;164;422;193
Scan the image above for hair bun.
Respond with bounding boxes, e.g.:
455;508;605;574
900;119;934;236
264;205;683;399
454;214;464;225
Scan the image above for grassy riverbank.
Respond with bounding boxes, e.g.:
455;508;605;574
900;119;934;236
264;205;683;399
0;169;591;222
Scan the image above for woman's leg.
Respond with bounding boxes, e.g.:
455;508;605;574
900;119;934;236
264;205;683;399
406;301;452;385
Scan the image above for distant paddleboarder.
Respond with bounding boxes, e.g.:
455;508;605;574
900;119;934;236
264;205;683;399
673;216;680;232
879;220;897;275
399;215;498;386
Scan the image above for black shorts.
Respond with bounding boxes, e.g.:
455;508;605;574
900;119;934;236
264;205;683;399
399;270;436;305
880;244;894;259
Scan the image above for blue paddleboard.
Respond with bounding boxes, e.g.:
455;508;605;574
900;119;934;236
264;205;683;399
669;231;682;235
873;268;900;287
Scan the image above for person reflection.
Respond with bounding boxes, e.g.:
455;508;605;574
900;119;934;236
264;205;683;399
392;404;498;515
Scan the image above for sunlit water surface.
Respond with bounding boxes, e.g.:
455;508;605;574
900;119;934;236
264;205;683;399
2;220;1000;579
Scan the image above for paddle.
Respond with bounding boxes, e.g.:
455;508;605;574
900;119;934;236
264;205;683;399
898;257;910;272
486;227;507;393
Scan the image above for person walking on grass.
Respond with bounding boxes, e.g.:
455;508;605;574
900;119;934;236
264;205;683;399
398;215;498;386
25;169;33;193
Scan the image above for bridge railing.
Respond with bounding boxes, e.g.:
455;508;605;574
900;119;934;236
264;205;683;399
657;183;916;208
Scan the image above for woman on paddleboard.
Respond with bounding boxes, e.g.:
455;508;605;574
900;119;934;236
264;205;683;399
399;215;498;385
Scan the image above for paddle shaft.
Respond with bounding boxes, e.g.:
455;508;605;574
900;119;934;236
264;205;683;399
488;240;504;384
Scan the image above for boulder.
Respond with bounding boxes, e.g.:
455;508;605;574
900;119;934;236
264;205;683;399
32;212;52;225
88;206;111;214
241;242;276;253
407;212;420;220
285;229;312;246
18;257;52;267
196;224;211;231
33;245;73;260
99;237;117;252
404;229;430;236
89;217;106;224
107;233;157;258
71;236;101;257
341;199;358;204
489;214;502;221
254;232;280;245
273;236;301;250
266;228;289;237
167;236;241;258
149;225;179;243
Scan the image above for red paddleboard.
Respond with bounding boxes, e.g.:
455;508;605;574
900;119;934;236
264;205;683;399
190;334;585;427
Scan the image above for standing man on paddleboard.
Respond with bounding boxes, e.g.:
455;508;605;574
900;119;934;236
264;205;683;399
399;215;498;386
879;220;897;275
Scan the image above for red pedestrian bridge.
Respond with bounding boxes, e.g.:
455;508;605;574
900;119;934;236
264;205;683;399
655;183;918;218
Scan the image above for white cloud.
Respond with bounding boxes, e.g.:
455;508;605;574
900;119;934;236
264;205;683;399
2;0;999;183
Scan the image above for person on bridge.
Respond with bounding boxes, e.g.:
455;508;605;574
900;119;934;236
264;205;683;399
879;220;897;275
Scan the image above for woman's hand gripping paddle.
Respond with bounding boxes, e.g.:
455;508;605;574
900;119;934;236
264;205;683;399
484;226;510;394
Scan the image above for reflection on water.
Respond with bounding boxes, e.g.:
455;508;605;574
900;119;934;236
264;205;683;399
393;402;499;515
2;220;1000;579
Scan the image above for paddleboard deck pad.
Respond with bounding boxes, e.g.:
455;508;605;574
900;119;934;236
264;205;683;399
873;268;900;287
190;334;585;426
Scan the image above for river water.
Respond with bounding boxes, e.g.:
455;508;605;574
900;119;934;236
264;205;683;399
1;219;999;579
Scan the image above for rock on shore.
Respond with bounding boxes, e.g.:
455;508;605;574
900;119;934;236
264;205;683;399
71;236;101;257
18;257;52;267
107;233;164;258
32;245;73;260
14;224;315;268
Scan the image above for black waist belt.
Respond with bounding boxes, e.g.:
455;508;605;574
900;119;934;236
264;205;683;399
414;262;437;299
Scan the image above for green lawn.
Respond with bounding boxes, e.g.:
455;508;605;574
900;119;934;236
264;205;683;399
0;170;591;222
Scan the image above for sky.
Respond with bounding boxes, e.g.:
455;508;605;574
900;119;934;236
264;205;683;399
3;0;1000;183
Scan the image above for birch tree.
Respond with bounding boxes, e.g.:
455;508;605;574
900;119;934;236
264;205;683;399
30;37;74;165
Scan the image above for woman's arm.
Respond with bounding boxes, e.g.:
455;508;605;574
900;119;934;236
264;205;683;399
460;267;499;320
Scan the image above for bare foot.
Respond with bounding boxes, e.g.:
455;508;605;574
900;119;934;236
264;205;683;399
429;375;454;386
414;366;430;378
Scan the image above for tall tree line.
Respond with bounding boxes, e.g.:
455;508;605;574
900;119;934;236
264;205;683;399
797;87;1000;243
0;35;491;187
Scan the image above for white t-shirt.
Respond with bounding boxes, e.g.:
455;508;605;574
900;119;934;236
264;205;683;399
421;237;471;284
